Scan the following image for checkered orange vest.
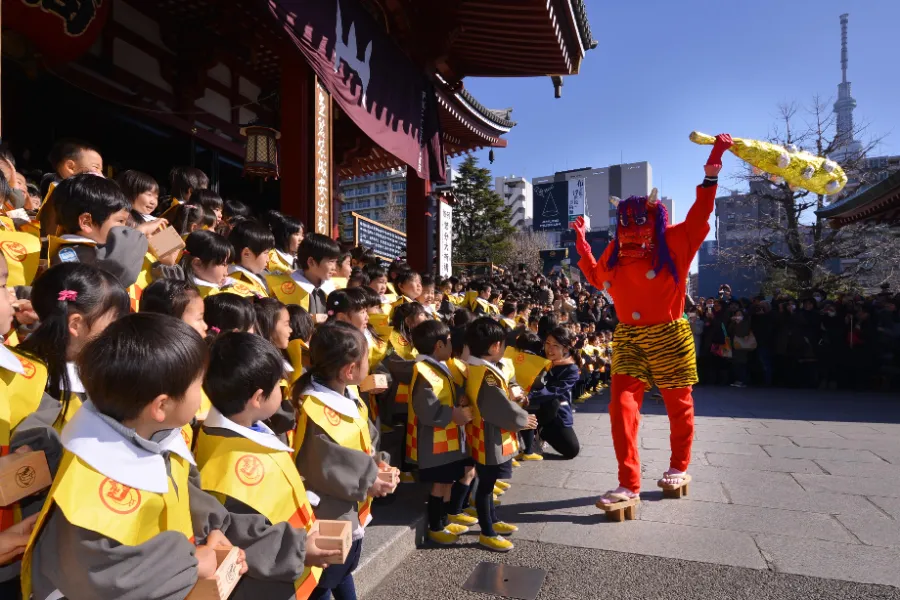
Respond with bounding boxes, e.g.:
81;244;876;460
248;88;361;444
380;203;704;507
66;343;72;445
464;363;519;464
405;360;460;462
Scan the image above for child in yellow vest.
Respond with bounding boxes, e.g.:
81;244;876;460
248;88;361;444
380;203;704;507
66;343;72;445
263;210;304;274
37;139;103;238
384;303;427;476
407;320;475;545
116;170;160;225
196;332;341;599
48;174;155;292
389;269;422;320
22;313;250;599
331;250;352;290
253;298;297;445
286;305;315;380
227;220;275;298
292;322;397;599
364;264;396;310
465;318;537;552
267;233;339;319
178;230;256;298
416;274;442;320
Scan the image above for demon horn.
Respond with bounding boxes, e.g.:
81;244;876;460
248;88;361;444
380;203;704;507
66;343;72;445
647;188;659;205
609;195;620;207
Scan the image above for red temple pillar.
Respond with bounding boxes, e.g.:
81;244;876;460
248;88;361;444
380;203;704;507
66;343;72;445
405;166;430;272
279;48;312;224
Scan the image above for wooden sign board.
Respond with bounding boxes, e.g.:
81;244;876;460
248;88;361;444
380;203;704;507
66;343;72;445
0;451;52;506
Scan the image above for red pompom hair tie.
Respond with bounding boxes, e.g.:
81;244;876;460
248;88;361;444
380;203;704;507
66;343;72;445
58;290;78;302
210;326;221;334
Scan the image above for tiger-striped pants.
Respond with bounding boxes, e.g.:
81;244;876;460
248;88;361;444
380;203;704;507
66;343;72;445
609;319;696;493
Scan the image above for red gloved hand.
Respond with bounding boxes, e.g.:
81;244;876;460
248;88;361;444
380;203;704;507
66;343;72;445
573;216;592;258
706;133;733;166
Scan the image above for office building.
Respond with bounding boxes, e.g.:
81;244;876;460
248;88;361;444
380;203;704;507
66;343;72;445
338;167;408;241
495;175;533;229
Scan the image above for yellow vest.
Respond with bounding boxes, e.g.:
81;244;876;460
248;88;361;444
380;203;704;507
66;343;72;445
503;348;551;393
295;392;373;527
367;334;389;372
465;364;519;464
195;430;320;598
405;361;460;462
132;252;157;307
0;350;48;532
267;274;311;310
196;280;258;300
180;391;213;450
267;250;293;275
21;450;194;599
34;181;57;238
230;269;270;298
388;330;417;404
0;229;41;286
500;317;517;331
331;277;348;290
368;313;393;341
447;357;468;388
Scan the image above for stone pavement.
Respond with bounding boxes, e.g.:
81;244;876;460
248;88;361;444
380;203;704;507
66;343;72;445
360;386;900;597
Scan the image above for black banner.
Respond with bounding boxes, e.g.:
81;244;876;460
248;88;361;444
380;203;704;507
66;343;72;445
532;181;568;232
353;213;406;261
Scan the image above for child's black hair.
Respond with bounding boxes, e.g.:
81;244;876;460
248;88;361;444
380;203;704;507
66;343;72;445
297;232;341;269
473;280;491;294
412;319;451;355
19;263;130;412
420;274;435;288
396;269;421;288
54;174;129;234
451;307;475;330
538;313;559;341
391;301;427;341
325;288;368;322
204;293;257;334
253;297;288;345
365;264;387;283
204;332;284;417
357;286;382;309
49;139;99;171
293;321;367;406
449;309;475;357
169;166;209;200
77;313;208;423
350;245;375;267
169;203;207;236
228;220;276;262
514;331;543;354
199;206;218;230
223;199;252;222
115;170;159;202
348;267;369;288
263;210;304;254
501;301;517;317
287;305;315;343
466;317;506;358
139;279;201;319
179;230;232;281
192;189;224;212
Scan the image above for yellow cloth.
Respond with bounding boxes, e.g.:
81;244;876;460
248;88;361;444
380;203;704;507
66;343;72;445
267;274;310;310
0;230;41;286
405;360;460;461
503;348;550;393
464;364;518;463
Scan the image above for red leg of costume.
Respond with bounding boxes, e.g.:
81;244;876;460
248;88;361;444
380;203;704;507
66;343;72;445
609;374;645;493
660;386;695;472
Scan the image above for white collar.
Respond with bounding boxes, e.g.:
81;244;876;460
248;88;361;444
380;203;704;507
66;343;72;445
283;359;295;374
139;213;156;222
0;344;25;375
291;271;335;296
192;275;236;289
304;380;360;419
60;234;96;244
62;405;196;494
415;354;452;379
66;362;85;394
274;248;294;266
466;356;508;383
229;265;268;290
203;407;293;452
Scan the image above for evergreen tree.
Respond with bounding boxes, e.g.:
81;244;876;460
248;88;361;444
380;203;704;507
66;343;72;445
451;155;516;265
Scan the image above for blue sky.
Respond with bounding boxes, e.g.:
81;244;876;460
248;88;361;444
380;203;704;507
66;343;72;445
460;1;900;239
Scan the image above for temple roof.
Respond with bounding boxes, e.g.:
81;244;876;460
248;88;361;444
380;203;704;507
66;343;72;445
817;170;900;226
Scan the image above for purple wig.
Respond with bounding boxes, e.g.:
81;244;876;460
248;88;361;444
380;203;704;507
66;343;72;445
606;196;679;285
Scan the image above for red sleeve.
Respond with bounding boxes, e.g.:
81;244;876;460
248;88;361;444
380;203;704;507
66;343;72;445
682;184;717;257
578;242;614;289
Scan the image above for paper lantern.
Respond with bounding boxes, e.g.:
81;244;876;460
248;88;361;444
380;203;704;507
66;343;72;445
240;126;281;180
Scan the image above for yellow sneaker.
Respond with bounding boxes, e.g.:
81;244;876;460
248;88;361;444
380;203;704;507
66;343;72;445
478;534;514;552
519;453;544;461
512;459;522;468
493;485;505;496
493;495;502;506
427;529;459;545
463;507;478;518
493;521;519;535
495;481;511;491
399;472;416;484
445;523;469;535
449;512;478;526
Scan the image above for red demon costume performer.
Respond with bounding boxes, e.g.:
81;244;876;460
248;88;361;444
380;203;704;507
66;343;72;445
574;133;733;504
